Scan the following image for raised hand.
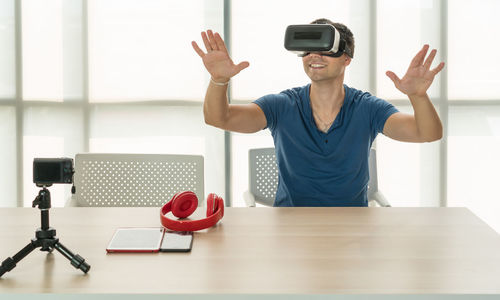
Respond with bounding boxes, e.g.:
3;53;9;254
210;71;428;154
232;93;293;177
192;30;249;83
386;45;445;97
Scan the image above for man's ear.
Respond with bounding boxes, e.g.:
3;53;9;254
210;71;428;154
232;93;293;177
344;56;352;67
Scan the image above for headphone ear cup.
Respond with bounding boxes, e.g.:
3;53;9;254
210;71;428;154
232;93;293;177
171;191;198;219
206;193;216;217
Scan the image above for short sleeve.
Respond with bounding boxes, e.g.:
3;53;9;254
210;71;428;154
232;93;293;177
366;95;399;135
253;93;286;132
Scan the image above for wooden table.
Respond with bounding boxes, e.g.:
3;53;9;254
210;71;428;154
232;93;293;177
0;207;499;295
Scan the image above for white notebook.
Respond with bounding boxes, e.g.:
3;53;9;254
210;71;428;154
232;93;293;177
106;227;164;253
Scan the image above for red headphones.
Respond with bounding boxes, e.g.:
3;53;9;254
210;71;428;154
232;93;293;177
160;191;224;232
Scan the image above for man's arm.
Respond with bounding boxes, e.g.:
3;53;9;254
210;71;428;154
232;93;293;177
192;30;267;133
384;45;445;143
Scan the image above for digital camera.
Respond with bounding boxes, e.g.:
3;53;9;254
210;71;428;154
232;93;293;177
33;158;74;187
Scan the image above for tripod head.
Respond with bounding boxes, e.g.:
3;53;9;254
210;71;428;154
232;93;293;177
32;187;51;210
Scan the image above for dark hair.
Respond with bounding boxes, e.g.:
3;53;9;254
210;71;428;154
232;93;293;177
311;18;354;58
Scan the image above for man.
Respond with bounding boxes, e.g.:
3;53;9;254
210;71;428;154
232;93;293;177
192;18;444;207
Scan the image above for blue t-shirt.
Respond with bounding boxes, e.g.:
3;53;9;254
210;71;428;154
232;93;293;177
253;84;398;207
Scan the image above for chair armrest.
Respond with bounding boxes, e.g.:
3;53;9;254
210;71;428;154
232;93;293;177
243;190;256;207
372;191;391;207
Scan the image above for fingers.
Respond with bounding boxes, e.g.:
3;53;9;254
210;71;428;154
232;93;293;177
201;31;211;52
214;32;228;54
235;61;250;73
431;62;445;75
409;44;429;68
420;46;445;75
386;71;401;87
199;30;226;54
191;41;205;58
409;45;445;74
423;49;437;70
206;30;219;52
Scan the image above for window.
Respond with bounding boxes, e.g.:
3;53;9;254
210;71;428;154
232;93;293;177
88;0;220;102
0;0;15;99
7;0;225;206
448;0;500;100
2;0;500;233
377;106;441;207
0;107;16;206
22;0;83;101
377;0;441;100
0;0;15;207
448;106;500;231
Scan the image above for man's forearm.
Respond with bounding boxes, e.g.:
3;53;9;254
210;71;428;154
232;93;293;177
408;94;443;142
203;82;229;128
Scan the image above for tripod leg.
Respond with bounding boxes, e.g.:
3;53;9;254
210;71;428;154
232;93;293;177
0;241;37;277
53;241;90;274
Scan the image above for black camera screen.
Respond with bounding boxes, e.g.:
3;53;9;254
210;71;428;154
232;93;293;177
34;162;62;182
294;32;322;40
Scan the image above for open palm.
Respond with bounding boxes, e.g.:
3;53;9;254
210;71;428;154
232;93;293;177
192;30;249;82
386;45;445;97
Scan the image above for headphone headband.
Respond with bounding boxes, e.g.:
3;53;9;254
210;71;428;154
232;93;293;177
160;192;224;232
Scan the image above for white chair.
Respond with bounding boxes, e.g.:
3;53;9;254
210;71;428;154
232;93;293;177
366;148;390;207
243;148;390;207
66;153;204;207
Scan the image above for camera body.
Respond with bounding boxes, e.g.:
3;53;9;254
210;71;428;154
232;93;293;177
33;158;74;187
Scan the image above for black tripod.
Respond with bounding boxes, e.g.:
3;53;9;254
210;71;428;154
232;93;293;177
0;187;90;277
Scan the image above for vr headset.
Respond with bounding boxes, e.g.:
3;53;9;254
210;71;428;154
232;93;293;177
284;24;353;58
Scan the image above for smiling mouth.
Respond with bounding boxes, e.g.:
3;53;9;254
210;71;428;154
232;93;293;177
309;64;326;69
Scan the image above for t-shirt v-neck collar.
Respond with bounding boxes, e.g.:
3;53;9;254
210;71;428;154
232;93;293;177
305;84;349;135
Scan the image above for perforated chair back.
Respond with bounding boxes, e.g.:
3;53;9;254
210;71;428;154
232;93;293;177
249;148;278;206
247;147;388;207
72;153;204;207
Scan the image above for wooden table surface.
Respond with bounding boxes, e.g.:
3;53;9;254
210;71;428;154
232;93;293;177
0;207;499;294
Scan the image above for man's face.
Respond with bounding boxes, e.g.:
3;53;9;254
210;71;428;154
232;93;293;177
302;52;350;83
